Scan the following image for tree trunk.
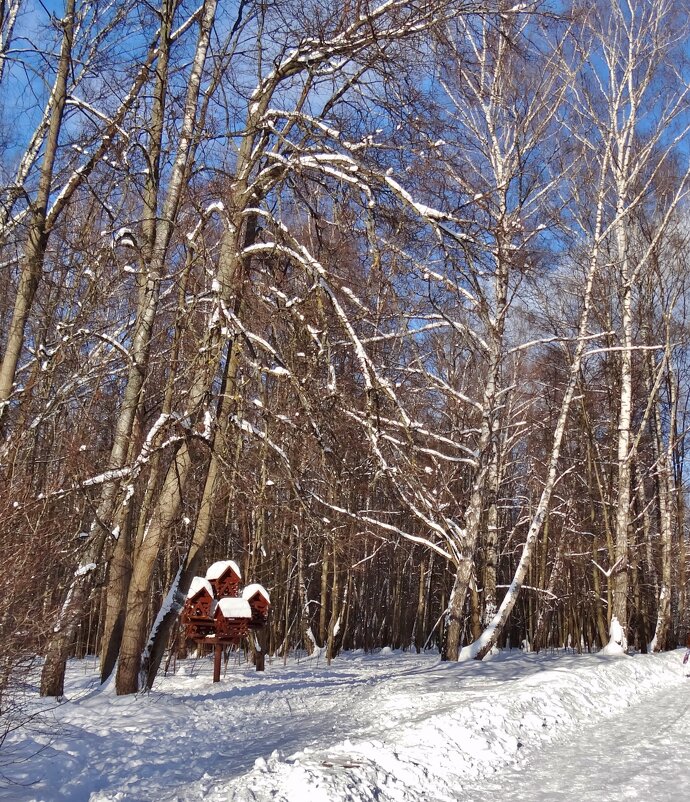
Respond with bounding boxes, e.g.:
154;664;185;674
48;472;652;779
533;531;566;652
443;556;473;660
650;369;675;652
611;259;632;651
319;539;329;647
297;527;317;655
470;191;605;659
326;542;340;664
482;452;500;627
413;559;427;653
0;0;75;419
116;445;192;693
99;508;132;682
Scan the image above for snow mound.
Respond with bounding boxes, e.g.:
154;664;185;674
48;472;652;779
601;615;626;655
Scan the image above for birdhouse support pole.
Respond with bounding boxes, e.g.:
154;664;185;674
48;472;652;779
213;644;222;683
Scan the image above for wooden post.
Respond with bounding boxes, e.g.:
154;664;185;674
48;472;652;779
213;644;222;682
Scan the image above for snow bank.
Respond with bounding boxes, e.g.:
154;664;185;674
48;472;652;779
1;649;686;802
206;651;685;802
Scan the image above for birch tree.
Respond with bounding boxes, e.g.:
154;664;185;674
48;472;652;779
467;0;690;658
427;7;569;658
574;0;690;652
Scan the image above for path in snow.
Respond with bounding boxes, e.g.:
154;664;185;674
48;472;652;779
464;674;690;801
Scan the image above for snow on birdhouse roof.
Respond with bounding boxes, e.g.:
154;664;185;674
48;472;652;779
242;583;270;603
205;560;241;582
216;597;252;619
187;577;214;599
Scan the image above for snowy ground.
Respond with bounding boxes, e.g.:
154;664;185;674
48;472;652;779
1;647;687;801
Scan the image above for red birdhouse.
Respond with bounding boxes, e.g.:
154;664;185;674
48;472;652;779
206;560;241;599
181;577;216;639
214;597;252;642
180;560;270;682
241;583;271;629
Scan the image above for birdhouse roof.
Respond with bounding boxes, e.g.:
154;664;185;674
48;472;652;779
216;597;252;619
242;583;270;603
206;560;242;582
187;577;214;600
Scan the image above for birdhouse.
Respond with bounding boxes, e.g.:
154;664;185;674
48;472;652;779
242;583;271;629
214;597;252;642
181;577;216;639
178;560;270;682
185;577;215;616
206;560;242;598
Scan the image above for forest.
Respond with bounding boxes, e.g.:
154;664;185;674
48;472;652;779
1;0;690;723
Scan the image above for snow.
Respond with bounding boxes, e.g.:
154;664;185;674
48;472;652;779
141;568;184;679
241;583;270;603
601;615;626;655
113;228;136;248
2;649;689;801
216;597;252;618
205;560;241;582
187;576;214;600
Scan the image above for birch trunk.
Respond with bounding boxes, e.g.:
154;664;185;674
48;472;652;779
326;543;340;665
649;367;675;652
611;213;632;652
0;0;20;84
482;452;500;627
470;161;608;658
297;529;318;656
443;557;473;660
